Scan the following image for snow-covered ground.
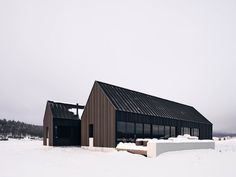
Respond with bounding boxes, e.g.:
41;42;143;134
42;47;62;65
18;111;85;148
0;138;236;177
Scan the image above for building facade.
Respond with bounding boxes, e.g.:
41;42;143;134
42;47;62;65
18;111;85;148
43;101;84;146
81;81;213;148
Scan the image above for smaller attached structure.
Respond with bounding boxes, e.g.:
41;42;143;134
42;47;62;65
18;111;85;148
43;101;84;146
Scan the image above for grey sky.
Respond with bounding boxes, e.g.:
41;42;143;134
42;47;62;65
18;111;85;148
0;0;236;133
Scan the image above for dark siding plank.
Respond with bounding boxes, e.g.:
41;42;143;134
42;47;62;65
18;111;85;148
81;82;116;147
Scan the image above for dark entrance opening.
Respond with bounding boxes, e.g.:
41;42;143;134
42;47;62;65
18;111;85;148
89;124;93;138
46;127;49;145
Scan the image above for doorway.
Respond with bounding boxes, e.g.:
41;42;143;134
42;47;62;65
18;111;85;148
46;127;49;146
89;124;93;138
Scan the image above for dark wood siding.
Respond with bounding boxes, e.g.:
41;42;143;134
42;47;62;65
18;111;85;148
43;103;54;146
81;82;116;147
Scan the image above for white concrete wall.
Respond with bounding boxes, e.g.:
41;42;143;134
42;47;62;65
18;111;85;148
89;138;94;147
147;140;215;158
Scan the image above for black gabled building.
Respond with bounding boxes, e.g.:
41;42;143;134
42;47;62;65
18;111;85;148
43;101;84;146
81;81;213;148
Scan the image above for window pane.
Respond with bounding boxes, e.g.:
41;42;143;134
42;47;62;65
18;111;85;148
191;128;194;136
136;123;143;135
181;127;184;135
165;126;170;138
184;127;190;135
171;126;176;137
194;128;199;137
152;125;159;136
125;122;135;142
126;122;134;134
117;121;126;142
159;125;164;137
144;124;151;137
117;121;126;133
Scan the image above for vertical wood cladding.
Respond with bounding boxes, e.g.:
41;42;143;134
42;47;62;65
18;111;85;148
43;103;54;146
81;82;116;147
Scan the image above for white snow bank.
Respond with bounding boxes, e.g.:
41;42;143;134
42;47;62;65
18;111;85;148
81;145;115;152
169;134;199;141
116;142;147;151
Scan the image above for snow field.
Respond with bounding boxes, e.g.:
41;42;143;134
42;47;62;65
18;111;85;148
0;138;236;177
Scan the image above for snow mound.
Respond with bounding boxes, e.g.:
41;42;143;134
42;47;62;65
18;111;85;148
116;142;147;151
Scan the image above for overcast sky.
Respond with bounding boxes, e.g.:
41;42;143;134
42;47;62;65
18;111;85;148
0;0;236;133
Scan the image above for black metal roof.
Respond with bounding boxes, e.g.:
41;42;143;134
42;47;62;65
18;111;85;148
48;101;84;119
97;81;212;124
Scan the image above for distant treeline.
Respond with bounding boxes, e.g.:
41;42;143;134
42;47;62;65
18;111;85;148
0;119;43;138
213;132;236;137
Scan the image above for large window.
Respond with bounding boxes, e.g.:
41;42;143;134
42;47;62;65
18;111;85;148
117;121;126;141
117;121;126;134
126;122;135;134
144;124;151;137
159;125;165;138
117;121;135;142
191;128;199;137
171;126;176;137
193;128;199;137
191;128;194;136
184;127;190;135
126;122;135;141
152;125;159;137
117;121;183;142
164;126;170;138
181;127;184;135
136;123;143;136
153;125;172;139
